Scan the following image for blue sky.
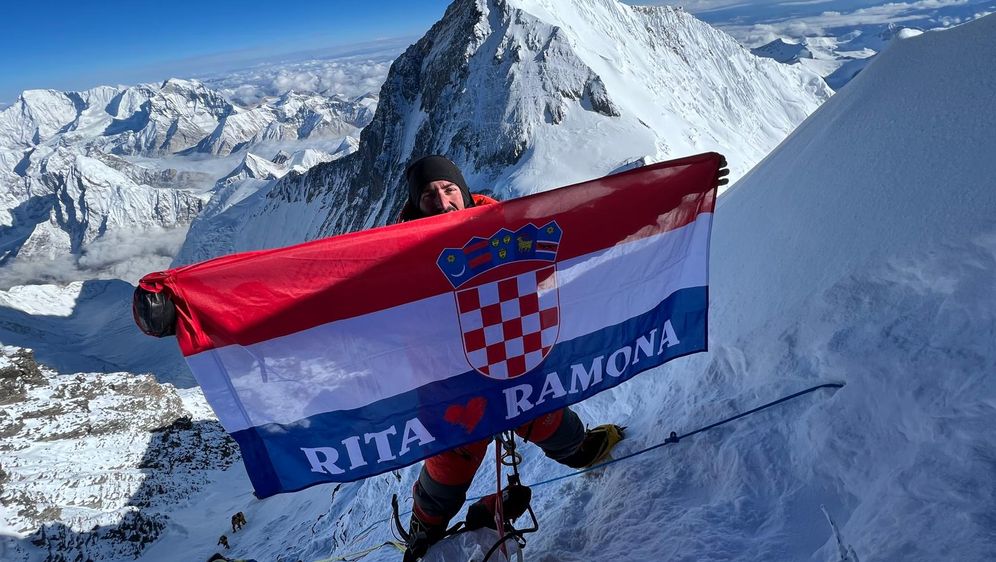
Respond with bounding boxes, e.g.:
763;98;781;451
1;0;992;104
0;0;450;103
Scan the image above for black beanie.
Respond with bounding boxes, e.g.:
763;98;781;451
405;155;474;210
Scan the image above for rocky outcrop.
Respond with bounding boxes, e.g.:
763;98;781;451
0;346;238;561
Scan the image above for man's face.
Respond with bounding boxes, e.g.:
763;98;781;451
419;180;466;216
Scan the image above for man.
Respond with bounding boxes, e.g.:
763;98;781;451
398;154;492;219
231;511;247;532
399;155;625;560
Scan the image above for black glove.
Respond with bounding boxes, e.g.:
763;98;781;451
717;155;730;188
132;287;177;337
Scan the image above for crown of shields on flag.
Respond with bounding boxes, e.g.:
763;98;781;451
438;222;563;380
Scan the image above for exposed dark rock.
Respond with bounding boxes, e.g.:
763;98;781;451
583;76;620;117
0;348;47;405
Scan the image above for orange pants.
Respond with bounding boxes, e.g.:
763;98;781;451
412;407;584;526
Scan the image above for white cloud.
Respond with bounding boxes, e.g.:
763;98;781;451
712;0;984;46
0;225;190;289
199;47;400;107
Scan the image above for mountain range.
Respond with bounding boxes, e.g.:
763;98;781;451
750;24;925;90
0;80;374;278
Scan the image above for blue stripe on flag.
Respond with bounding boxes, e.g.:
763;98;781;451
233;285;707;497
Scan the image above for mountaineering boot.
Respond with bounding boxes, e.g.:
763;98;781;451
403;513;445;562
464;480;532;531
560;424;626;469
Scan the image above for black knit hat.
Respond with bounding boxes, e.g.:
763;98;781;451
404;155;474;211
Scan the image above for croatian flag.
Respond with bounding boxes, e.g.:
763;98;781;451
138;152;720;498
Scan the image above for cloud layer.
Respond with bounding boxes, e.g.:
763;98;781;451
0;226;190;289
650;0;996;47
199;43;404;106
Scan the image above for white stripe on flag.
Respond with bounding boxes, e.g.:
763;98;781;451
187;213;712;433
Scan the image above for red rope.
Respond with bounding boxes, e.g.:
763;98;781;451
494;439;508;559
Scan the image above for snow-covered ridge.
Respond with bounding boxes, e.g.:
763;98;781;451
750;24;925;90
0;144;206;276
3;10;994;562
0;79;374;157
188;91;375;157
173;142;356;266
179;0;830;259
0;78;373;282
0;80;229;155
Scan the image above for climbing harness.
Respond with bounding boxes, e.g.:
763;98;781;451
389;431;538;562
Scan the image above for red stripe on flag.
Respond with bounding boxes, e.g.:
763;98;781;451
141;152;721;356
468;253;492;268
464;240;489;254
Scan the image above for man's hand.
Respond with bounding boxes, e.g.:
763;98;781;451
133;287;177;337
717;155;730;188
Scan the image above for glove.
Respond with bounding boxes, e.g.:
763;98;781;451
717;155;730;188
464;481;532;531
132;287;177;337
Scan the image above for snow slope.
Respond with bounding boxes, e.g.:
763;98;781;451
0;280;191;386
0;347;235;560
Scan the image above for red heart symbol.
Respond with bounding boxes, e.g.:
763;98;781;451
444;397;487;433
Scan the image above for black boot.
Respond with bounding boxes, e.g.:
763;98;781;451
403;513;445;562
464;480;532;531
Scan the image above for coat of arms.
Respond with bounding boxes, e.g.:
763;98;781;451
438;222;563;379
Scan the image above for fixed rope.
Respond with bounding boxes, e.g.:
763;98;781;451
525;382;845;488
318;382;845;561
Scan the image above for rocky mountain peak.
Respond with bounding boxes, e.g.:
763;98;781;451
193;0;829;256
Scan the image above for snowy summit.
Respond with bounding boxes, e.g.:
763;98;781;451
177;0;829;261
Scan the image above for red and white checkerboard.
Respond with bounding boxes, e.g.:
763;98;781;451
455;265;560;379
